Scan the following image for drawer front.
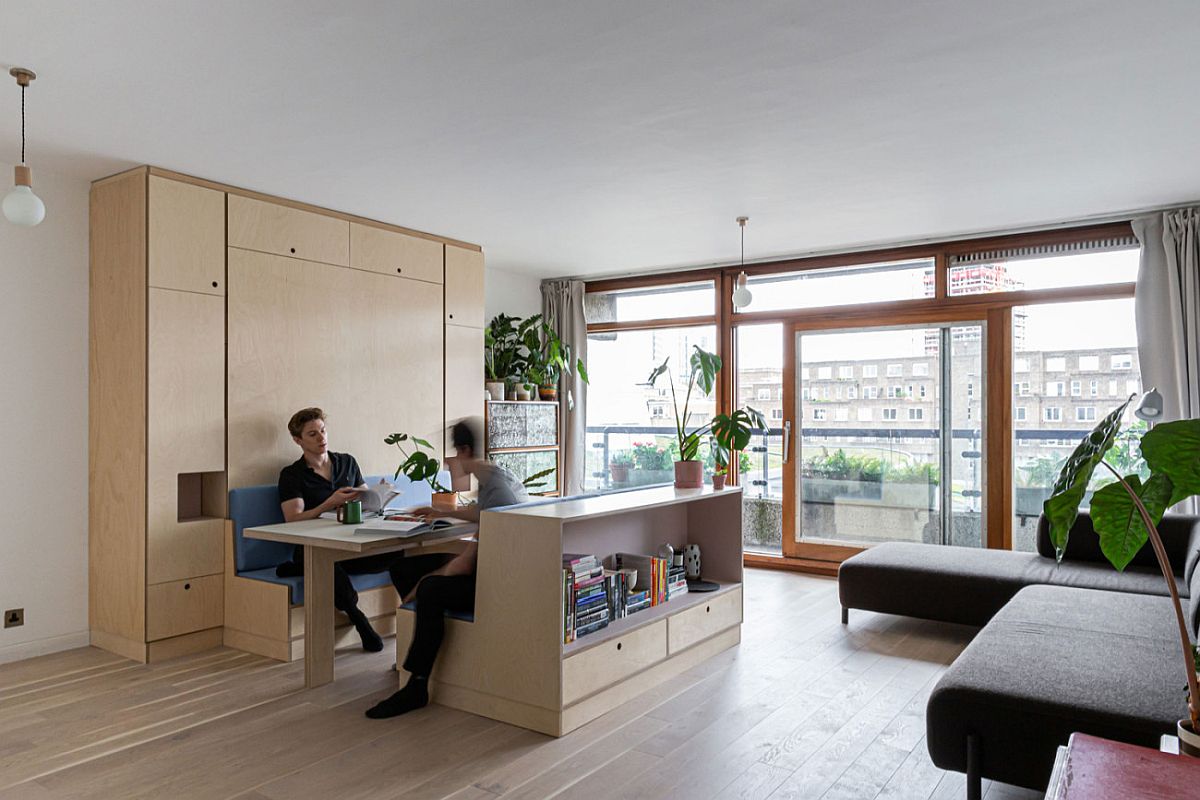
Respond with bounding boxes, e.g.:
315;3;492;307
228;194;349;266
350;223;443;283
668;588;742;655
562;620;666;706
146;574;223;641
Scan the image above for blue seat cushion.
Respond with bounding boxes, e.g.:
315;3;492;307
399;600;475;623
238;566;395;606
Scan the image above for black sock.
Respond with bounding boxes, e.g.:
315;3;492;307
365;675;429;719
346;608;383;652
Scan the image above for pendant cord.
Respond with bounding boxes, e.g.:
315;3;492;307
20;84;26;164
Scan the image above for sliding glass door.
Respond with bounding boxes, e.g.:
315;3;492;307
788;321;985;552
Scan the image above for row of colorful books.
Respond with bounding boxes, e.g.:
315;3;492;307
562;551;691;643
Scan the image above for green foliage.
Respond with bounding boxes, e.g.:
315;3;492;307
384;432;450;493
1017;456;1065;489
1043;397;1133;561
710;407;767;474
609;451;634;467
484;314;542;384
645;346;761;466
632;441;675;471
1142;419;1200;505
1089;473;1175;571
522;466;556;491
802;448;939;485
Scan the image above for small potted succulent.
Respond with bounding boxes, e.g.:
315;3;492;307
384;432;457;511
645;346;764;489
609;451;633;484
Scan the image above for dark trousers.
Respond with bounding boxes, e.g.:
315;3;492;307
332;553;405;615
395;564;476;678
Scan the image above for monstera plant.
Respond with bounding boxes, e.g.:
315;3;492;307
1044;397;1200;739
646;346;764;489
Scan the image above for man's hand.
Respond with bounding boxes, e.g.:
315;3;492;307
321;487;362;511
404;505;444;520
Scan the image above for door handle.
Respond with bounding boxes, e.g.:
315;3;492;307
783;420;791;464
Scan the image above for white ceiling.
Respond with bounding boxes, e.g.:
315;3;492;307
3;1;1199;278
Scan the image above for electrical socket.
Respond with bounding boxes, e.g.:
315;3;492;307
4;608;23;628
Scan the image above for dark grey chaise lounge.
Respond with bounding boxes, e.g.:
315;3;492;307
837;512;1200;797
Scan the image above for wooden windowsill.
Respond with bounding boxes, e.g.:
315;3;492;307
744;552;839;577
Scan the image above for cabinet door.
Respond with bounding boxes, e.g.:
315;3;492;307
445;246;485;327
350;223;443;284
446;324;484;451
228;194;349;266
149;176;225;296
147;289;226;584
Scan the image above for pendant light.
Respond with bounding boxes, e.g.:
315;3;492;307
731;216;752;309
3;67;45;227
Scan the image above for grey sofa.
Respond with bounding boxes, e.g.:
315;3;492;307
837;512;1200;797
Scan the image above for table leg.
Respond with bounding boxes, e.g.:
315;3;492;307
304;546;337;688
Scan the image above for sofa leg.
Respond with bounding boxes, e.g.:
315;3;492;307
966;733;981;800
841;607;848;625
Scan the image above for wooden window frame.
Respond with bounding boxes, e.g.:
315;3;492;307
585;221;1136;572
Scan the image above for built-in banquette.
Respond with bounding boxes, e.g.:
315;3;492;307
89;167;484;662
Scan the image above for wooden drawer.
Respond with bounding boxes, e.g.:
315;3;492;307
667;587;742;655
148;176;225;296
350;223;443;283
146;574;223;641
445;245;484;327
562;620;666;706
228;194;349;266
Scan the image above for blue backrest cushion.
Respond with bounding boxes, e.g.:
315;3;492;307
229;471;450;573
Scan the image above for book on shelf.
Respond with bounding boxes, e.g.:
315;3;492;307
563;552;618;643
613;553;669;606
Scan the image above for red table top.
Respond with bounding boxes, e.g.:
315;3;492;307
1054;733;1200;799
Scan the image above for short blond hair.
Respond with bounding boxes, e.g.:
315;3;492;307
288;407;325;438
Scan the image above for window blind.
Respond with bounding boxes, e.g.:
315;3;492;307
949;234;1138;266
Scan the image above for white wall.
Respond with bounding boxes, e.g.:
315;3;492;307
0;163;91;663
485;265;542;322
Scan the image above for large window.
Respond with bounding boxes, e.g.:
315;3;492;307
584;280;714;325
948;243;1138;295
584;325;717;492
739;258;935;313
1011;298;1141;552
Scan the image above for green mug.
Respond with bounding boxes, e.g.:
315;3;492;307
338;499;363;525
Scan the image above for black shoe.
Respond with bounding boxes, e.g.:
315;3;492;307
365;682;429;719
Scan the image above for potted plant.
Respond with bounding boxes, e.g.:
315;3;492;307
645;346;764;489
609;452;633;484
384;432;457;511
709;408;767;490
484;314;541;401
520;316;588;404
1044;397;1200;751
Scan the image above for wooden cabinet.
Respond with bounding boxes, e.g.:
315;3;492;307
667;586;742;654
91;170;228;663
228;194;349;266
562;620;667;705
445;245;485;327
350;222;444;284
149;176;225;295
445;324;484;450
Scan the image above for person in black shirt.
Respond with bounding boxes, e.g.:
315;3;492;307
277;407;399;652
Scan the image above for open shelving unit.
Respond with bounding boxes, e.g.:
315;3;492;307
394;484;744;736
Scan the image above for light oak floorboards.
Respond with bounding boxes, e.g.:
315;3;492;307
0;570;1041;799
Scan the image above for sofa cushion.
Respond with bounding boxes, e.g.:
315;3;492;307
926;584;1186;791
840;540;1188;628
1036;510;1196;576
238;566;394;606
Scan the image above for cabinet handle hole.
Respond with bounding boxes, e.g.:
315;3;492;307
706;606;710;613
184;583;191;590
449;314;454;319
616;642;622;651
396;268;403;274
212;281;218;288
289;247;296;254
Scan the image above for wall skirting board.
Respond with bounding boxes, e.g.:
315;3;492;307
0;631;92;666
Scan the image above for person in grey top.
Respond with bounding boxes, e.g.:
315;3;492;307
366;418;527;719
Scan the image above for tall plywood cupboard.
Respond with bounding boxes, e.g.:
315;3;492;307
89;167;484;663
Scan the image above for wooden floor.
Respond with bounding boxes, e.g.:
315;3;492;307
0;570;1042;800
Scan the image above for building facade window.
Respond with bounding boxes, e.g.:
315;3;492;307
908;408;924;421
882;408;898;421
1045;381;1065;397
1076;407;1097;422
1044;407;1063;422
1014;358;1029;372
813;408;827;421
1046;357;1066;371
913;363;929;376
862;365;878;378
1112;354;1133;370
1015;406;1027;422
886;363;903;377
1070;380;1082;396
857;408;873;422
838;365;854;379
1079;355;1100;371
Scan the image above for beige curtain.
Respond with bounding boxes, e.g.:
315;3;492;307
541;280;588;496
1133;208;1200;422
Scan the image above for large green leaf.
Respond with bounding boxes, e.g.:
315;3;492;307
690;347;721;396
680;431;702;462
1088;473;1174;571
1141;419;1200;505
1044;397;1133;560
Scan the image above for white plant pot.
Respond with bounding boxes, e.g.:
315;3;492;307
485;381;505;402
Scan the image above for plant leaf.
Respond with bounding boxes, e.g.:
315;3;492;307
1043;397;1133;560
680;432;702;461
575;357;589;384
646;358;669;386
1088;472;1174;571
412;437;433;450
1141;419;1200;505
690;347;721;396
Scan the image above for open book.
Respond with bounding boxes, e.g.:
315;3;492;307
355;516;470;538
357;479;402;514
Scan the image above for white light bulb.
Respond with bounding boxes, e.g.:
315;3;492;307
732;285;753;309
3;184;45;226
